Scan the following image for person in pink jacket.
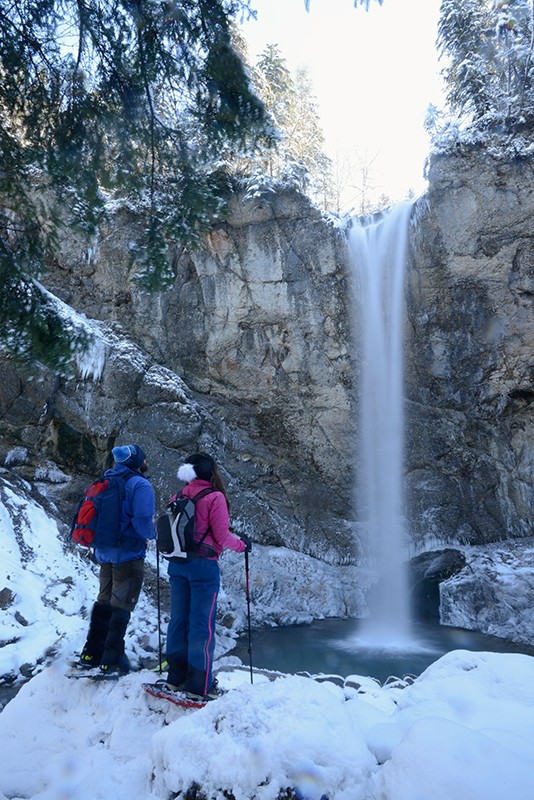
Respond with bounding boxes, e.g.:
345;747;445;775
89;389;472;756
161;452;250;700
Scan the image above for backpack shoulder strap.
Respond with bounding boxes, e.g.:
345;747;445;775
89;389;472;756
191;487;216;503
188;488;217;549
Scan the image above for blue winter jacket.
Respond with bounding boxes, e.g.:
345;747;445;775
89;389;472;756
94;465;156;564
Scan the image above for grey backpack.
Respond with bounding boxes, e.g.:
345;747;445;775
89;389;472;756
156;488;215;559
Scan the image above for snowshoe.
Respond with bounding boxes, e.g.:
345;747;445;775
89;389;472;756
65;658;121;681
142;680;223;709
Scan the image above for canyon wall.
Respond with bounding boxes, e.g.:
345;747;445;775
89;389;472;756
406;152;534;551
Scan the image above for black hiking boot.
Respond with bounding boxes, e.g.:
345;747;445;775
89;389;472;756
75;652;101;669
165;654;187;689
184;677;222;702
78;602;113;667
153;679;184;693
99;653;131;676
100;607;131;675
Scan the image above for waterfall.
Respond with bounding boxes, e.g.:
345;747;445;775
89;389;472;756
348;201;414;645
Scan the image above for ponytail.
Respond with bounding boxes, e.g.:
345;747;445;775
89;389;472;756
210;463;229;511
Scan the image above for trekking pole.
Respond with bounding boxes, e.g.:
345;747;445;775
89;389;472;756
245;549;253;684
156;540;163;674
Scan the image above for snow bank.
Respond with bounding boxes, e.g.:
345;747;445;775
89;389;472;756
0;480;96;680
372;650;534;800
152;675;375;800
0;473;159;684
0;651;533;800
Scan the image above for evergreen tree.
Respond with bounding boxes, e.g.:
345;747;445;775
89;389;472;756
437;0;534;131
0;0;270;370
252;46;333;205
255;43;295;177
288;67;333;203
438;0;494;119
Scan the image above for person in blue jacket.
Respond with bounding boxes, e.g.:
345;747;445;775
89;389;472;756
77;443;155;674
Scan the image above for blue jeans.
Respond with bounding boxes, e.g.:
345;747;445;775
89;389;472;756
166;558;220;695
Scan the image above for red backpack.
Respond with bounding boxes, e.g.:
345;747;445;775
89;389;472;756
70;474;132;548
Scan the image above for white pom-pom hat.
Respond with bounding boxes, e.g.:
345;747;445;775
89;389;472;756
177;453;216;483
177;463;197;482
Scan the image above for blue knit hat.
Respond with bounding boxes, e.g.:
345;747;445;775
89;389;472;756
112;444;146;470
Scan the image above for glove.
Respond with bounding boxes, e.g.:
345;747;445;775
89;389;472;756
240;534;252;553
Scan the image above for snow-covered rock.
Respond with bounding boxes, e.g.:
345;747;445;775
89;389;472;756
440;539;534;645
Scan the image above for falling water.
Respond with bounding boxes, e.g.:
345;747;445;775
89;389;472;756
348;201;414;646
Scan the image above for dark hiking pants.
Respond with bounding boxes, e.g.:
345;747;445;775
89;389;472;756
96;558;145;611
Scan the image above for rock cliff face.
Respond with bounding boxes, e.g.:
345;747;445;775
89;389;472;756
37;189;355;565
1;152;533;640
406;152;534;551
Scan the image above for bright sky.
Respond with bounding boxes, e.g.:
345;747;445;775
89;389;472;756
241;0;445;210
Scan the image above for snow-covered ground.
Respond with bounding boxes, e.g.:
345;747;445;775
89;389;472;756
0;467;368;689
2;465;534;798
1;650;533;800
0;468;233;686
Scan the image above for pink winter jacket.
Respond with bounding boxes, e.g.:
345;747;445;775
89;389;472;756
175;478;246;560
